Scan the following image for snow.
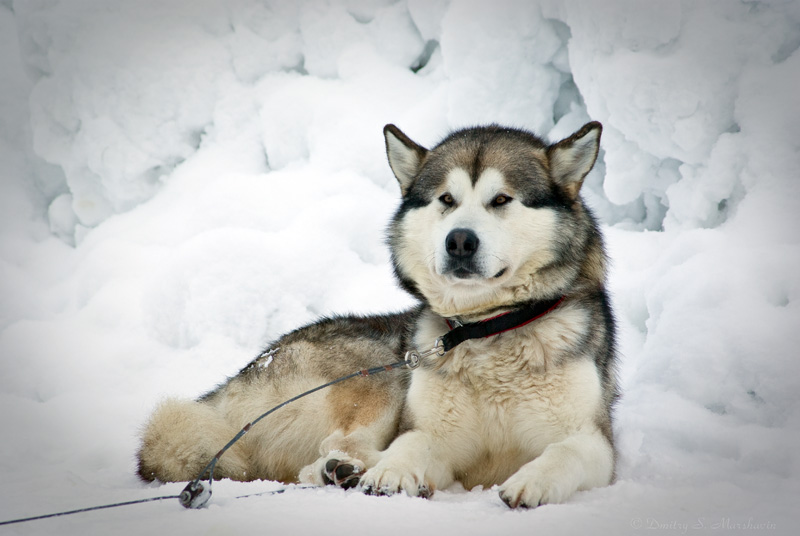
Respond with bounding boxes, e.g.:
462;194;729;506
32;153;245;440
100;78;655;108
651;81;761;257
1;0;799;534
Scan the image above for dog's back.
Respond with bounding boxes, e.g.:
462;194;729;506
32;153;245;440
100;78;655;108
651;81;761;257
137;311;416;483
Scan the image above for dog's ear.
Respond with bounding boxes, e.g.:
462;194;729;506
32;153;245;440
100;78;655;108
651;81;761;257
384;124;428;195
547;121;602;200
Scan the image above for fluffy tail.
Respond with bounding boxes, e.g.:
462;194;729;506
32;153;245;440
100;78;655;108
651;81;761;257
137;398;250;482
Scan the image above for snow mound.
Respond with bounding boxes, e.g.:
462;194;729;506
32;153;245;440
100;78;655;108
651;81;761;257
1;0;799;534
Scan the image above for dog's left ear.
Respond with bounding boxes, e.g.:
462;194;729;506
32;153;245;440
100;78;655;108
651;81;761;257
547;121;602;200
384;124;429;196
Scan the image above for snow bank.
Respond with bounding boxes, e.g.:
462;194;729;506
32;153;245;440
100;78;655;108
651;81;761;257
1;0;799;534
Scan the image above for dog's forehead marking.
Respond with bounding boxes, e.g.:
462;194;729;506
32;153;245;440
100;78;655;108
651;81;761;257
430;138;550;195
475;167;508;195
440;136;549;183
444;167;511;200
444;168;471;197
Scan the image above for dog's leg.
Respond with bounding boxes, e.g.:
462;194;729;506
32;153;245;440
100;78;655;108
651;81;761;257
137;398;251;483
358;366;479;498
298;377;405;488
299;415;402;489
497;429;614;508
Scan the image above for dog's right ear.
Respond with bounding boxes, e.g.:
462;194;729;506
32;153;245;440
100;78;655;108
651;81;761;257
384;124;428;195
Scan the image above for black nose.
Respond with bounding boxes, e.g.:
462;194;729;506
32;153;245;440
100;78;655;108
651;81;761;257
445;228;479;258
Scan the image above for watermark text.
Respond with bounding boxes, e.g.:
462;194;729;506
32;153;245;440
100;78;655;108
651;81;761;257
630;517;777;533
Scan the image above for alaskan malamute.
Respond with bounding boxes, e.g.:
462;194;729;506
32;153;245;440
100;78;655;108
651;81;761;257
137;121;618;508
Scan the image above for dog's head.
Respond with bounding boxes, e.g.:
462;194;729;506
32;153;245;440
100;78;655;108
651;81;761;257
385;122;605;318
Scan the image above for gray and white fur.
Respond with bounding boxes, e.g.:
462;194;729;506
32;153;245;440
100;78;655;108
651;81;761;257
137;121;618;508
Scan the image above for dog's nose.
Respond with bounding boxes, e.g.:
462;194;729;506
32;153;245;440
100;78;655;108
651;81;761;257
445;228;479;258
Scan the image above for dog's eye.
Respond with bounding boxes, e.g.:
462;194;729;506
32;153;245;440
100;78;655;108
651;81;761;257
491;194;512;207
439;193;455;206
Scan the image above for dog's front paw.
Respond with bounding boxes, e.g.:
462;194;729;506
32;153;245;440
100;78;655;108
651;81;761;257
360;465;431;498
498;469;575;509
299;451;365;489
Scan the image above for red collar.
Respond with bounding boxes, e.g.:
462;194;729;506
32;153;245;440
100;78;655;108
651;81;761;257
440;297;564;352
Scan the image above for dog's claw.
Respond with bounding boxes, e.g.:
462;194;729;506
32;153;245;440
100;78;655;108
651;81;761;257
500;491;526;509
417;483;432;499
361;483;394;496
500;489;541;509
360;476;431;499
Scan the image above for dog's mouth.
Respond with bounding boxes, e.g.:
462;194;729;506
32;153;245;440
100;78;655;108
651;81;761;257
443;257;480;280
444;264;508;282
451;267;476;279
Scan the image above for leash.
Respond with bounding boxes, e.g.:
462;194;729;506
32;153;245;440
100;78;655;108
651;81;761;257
184;296;565;507
0;363;409;527
0;486;315;527
0;495;181;526
179;359;410;508
1;296;564;524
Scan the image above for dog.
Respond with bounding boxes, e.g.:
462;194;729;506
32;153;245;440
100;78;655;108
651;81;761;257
137;121;618;508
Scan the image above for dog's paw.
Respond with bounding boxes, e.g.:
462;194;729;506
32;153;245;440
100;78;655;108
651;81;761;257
360;465;432;498
498;470;575;509
322;457;364;489
299;451;365;489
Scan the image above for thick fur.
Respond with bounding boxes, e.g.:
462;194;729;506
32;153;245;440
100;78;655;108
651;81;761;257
137;121;618;508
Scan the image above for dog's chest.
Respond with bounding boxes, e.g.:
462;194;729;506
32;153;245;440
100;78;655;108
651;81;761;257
410;305;599;446
460;351;599;437
408;320;602;486
448;356;601;487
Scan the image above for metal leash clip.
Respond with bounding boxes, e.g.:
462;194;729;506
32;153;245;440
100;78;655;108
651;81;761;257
404;338;445;369
180;480;212;509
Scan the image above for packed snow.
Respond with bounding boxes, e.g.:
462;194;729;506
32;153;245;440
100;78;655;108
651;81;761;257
1;0;799;534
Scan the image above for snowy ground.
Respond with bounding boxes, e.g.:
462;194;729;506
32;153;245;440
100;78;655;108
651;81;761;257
1;1;799;534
